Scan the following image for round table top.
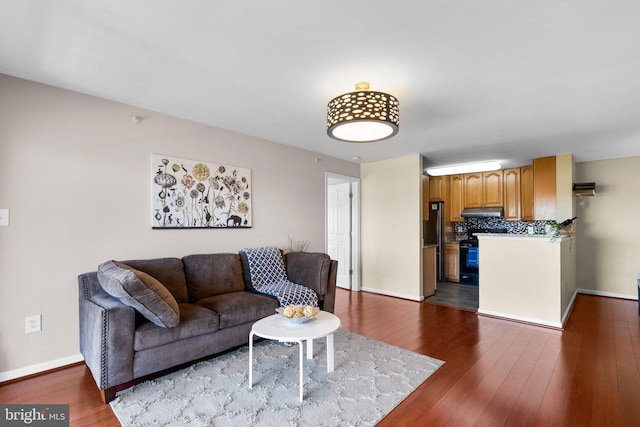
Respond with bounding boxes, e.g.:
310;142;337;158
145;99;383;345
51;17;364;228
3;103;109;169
251;310;341;341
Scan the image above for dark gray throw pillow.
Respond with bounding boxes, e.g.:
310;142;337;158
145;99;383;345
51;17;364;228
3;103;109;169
97;260;180;328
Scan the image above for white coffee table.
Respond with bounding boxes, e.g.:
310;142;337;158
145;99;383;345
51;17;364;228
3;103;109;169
249;310;341;401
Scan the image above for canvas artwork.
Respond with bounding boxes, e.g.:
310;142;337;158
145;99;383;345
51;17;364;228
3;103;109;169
152;154;251;229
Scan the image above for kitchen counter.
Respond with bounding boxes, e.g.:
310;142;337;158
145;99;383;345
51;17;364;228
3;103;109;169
476;234;576;328
475;233;573;241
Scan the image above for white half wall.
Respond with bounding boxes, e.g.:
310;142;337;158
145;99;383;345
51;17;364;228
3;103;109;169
360;154;423;301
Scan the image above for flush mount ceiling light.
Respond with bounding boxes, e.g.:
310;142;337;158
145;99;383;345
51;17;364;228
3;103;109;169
426;161;502;176
327;82;399;142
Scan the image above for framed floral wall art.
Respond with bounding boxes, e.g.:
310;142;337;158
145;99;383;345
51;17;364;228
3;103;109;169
152;154;251;229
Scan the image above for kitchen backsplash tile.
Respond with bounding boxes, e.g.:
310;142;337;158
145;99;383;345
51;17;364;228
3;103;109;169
454;217;553;237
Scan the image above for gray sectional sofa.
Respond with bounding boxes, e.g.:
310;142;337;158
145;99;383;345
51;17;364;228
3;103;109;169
78;251;337;403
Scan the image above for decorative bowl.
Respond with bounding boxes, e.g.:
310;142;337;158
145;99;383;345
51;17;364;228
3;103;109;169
289;315;312;324
276;305;319;324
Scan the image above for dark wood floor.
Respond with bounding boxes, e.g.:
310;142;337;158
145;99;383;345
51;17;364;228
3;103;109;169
1;290;639;426
424;281;479;311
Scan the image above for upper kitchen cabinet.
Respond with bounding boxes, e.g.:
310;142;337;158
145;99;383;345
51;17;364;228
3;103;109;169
463;170;503;208
463;173;483;207
449;174;464;222
429;175;446;202
503;168;521;221
533;156;557;220
521;165;534;221
484;170;504;207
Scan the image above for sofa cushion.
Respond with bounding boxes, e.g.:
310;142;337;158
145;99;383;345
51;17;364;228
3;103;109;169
97;260;180;328
196;291;279;329
183;254;245;302
134;303;220;351
121;258;189;303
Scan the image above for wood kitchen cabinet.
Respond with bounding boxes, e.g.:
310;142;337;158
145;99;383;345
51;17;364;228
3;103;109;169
503;168;521;221
463;173;483;207
449;174;464;222
429;175;446;202
444;243;460;282
463;171;503;208
521;164;534;221
423;246;436;297
533;156;556;220
483;170;504;206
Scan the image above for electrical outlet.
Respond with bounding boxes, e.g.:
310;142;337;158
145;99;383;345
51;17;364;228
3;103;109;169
25;315;41;333
0;209;8;226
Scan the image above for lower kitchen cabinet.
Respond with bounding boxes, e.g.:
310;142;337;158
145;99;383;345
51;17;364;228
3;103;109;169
444;243;460;283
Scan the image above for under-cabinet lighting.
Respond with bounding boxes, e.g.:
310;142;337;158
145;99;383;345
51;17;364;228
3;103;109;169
426;161;501;176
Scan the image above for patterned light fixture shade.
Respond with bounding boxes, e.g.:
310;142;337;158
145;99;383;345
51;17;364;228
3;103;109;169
327;82;399;142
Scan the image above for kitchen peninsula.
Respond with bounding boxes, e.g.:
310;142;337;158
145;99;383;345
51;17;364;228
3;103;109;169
477;233;577;328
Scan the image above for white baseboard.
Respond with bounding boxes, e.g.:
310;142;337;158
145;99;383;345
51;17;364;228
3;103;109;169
477;308;563;329
577;288;637;300
561;290;579;327
360;287;423;302
0;353;84;383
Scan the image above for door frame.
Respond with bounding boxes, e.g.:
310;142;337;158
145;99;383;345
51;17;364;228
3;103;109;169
325;172;361;291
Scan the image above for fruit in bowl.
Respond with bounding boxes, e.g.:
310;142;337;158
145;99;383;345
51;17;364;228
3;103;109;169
277;305;319;323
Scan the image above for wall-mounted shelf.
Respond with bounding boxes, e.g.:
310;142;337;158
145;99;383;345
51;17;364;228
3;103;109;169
573;182;596;197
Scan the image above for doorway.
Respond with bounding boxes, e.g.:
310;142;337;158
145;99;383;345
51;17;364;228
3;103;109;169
325;173;360;291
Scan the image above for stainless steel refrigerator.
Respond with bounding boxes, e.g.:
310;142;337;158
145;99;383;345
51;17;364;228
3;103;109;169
424;201;445;282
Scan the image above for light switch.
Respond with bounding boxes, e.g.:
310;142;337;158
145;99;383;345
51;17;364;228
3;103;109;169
0;209;9;226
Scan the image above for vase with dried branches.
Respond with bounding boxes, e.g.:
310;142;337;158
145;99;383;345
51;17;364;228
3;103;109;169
286;235;310;253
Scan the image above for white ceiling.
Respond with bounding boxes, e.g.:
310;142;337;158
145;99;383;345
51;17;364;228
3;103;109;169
2;0;640;169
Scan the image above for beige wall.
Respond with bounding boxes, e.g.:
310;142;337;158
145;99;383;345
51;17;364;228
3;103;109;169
575;156;640;297
560;237;577;321
360;154;423;300
0;75;359;377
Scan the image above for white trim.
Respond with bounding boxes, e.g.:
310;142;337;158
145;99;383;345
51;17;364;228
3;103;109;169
479;289;636;329
577;288;637;300
561;290;578;326
351;180;361;291
0;353;84;383
360;286;424;302
477;308;563;329
325;172;361;291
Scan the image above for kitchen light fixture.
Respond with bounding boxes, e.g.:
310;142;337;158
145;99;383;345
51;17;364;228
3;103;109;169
426;161;501;176
327;82;399;142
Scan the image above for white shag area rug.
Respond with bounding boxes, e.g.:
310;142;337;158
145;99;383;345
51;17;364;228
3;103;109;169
110;329;444;426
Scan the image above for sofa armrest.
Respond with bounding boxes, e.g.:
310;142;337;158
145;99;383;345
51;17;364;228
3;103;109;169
323;259;338;313
78;272;136;394
285;252;337;313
